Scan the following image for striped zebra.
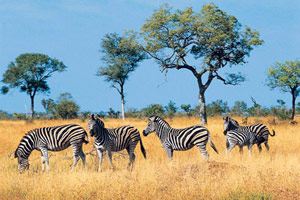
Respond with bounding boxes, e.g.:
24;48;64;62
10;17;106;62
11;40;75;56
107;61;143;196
88;114;146;171
14;124;89;172
223;116;275;152
142;116;218;161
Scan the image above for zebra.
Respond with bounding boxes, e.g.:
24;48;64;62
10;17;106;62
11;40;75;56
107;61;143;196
223;116;275;153
223;128;258;157
142;116;218;161
14;124;89;172
88;114;146;171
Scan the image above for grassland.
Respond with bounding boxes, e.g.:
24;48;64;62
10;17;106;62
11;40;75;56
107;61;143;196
0;116;299;199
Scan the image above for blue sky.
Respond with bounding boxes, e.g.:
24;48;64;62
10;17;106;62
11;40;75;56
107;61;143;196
0;0;299;114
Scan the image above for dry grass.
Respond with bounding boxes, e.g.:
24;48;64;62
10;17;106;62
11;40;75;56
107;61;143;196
0;116;300;199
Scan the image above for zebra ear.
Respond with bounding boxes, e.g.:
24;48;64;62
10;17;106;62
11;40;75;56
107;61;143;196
223;116;229;122
90;114;95;120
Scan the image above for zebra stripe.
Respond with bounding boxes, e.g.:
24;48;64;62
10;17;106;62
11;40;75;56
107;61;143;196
223;116;275;152
88;114;146;171
142;116;218;161
14;124;89;171
225;129;257;157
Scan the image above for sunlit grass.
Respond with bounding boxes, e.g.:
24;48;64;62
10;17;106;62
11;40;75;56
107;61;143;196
0;116;299;199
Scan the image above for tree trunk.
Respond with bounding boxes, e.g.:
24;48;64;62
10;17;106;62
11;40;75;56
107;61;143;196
198;90;207;125
120;89;125;121
291;91;296;120
30;95;35;119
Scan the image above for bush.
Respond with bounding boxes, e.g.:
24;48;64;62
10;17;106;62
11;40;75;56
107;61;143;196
164;101;177;119
141;104;165;117
206;99;229;117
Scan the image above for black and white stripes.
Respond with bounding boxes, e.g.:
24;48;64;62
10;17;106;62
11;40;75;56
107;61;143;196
88;114;146;171
223;116;275;153
14;124;89;171
142;116;218;160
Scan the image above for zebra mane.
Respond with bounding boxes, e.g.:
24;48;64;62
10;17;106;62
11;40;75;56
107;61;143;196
150;116;171;127
94;116;105;128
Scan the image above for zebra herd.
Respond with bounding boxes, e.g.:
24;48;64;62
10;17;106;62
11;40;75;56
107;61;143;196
14;114;275;172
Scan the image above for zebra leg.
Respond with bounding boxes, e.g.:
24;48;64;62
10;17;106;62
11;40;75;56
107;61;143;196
239;146;243;154
264;141;270;151
96;148;103;172
71;145;81;170
106;150;114;170
257;142;262;153
226;144;236;158
41;148;50;171
126;146;136;170
41;155;45;171
196;144;209;160
79;146;86;168
248;144;253;157
165;148;173;161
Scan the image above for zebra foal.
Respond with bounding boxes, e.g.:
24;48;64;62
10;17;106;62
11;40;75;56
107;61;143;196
142;116;218;161
223;116;275;152
15;124;89;172
88;114;146;171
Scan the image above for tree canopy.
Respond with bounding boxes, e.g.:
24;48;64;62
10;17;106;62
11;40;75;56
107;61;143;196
1;53;67;118
266;59;300;120
98;32;146;121
140;3;263;124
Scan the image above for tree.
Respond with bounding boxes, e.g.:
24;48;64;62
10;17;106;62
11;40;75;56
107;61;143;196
142;104;165;117
98;33;146;121
55;92;79;119
206;99;229;116
181;104;192;117
230;101;247;116
165;100;177;118
41;98;56;115
266;60;300;120
1;53;67;119
141;3;263;124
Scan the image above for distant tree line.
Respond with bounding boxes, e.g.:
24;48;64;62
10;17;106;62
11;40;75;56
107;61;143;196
1;98;299;121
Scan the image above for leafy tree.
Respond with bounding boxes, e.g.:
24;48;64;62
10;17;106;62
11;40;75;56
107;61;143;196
206;99;229;116
141;3;263;124
230;101;247;116
266;60;300;120
41;98;56;115
1;53;66;119
107;108;120;118
142;104;165;117
98;33;146;121
55;92;79;119
165;100;177;118
181;104;192;117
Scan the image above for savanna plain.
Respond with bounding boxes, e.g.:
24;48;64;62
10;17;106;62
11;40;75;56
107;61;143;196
0;117;299;200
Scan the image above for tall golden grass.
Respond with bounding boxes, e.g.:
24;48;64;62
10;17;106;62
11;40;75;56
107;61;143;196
0;116;299;199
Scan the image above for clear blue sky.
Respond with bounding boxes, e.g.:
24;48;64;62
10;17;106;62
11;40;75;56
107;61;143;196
0;0;299;114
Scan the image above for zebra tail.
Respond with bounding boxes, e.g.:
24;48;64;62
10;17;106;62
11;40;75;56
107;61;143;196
208;134;218;154
83;131;90;144
269;130;275;137
139;138;147;159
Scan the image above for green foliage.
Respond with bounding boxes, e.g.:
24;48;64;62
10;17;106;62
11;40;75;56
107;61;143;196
1;53;67;118
1;53;67;95
141;3;263;124
125;108;143;118
230;101;248;116
54;93;79;119
164;101;177;118
41;98;56;114
267;60;300;93
270;100;291;120
107;108;120;118
206;99;229;116
0;110;12;119
180;104;192;117
225;191;272;200
141;104;165;117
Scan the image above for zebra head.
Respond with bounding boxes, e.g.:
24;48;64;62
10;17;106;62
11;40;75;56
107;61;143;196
143;116;159;136
88;114;104;137
223;116;239;135
14;149;29;172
